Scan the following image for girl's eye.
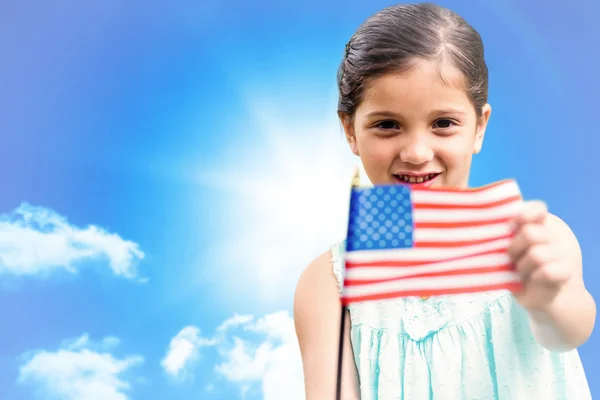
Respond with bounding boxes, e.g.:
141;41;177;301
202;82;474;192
376;120;399;130
433;119;455;129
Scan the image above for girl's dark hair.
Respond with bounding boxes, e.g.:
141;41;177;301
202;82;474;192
338;3;488;118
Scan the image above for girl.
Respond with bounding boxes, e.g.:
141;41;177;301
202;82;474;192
294;3;595;399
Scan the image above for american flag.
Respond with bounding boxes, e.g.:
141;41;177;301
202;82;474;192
342;179;523;305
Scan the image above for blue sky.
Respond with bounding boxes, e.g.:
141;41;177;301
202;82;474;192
0;0;598;399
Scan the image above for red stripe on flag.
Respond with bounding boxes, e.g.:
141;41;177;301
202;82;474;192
409;179;511;194
413;195;521;210
344;264;513;286
414;217;513;229
345;248;507;269
341;281;522;305
414;234;513;248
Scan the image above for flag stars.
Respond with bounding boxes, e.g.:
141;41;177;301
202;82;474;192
347;186;415;251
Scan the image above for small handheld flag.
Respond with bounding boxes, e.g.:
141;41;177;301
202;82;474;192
342;178;524;305
336;171;523;399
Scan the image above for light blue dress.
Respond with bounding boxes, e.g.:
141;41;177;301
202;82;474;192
331;241;592;399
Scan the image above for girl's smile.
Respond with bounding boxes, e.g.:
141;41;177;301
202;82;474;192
393;172;441;187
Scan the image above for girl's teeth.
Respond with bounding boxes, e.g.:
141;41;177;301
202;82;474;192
398;174;436;183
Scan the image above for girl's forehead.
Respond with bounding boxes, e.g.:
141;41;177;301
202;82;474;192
376;59;466;91
359;62;472;113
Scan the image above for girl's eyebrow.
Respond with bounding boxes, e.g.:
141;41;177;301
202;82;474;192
364;108;468;119
429;108;468;116
364;110;401;119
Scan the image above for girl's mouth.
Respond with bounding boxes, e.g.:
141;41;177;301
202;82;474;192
393;173;441;187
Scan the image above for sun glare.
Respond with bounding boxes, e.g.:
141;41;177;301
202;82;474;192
199;88;369;307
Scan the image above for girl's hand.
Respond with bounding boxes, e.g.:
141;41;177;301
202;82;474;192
507;201;576;311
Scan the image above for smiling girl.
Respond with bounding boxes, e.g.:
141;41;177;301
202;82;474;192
294;3;595;399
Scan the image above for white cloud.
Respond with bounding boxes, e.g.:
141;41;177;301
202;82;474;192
161;326;216;380
198;88;370;306
164;311;305;399
0;203;145;280
60;333;121;352
216;314;255;332
214;310;305;400
18;333;144;400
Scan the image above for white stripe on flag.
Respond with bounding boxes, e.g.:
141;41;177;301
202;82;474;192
414;223;512;243
345;252;511;280
411;180;520;206
413;201;522;223
343;270;520;298
345;238;511;263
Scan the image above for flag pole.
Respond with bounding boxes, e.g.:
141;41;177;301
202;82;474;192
335;304;347;400
336;166;361;400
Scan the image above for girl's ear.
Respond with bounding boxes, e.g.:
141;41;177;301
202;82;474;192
339;112;359;156
473;103;492;154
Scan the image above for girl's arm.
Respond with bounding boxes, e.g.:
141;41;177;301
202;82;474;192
510;207;596;352
294;250;361;399
528;214;596;351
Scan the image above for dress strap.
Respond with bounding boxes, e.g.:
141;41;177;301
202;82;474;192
331;241;345;296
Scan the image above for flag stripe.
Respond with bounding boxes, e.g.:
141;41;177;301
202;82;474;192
414;223;512;243
341;282;522;305
411;180;520;203
414;217;512;229
346;264;512;285
412;195;521;210
345;251;511;280
345;238;511;264
415;233;512;248
343;270;520;298
413;201;522;224
345;248;507;268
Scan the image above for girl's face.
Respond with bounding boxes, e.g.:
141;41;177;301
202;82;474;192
340;59;491;189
